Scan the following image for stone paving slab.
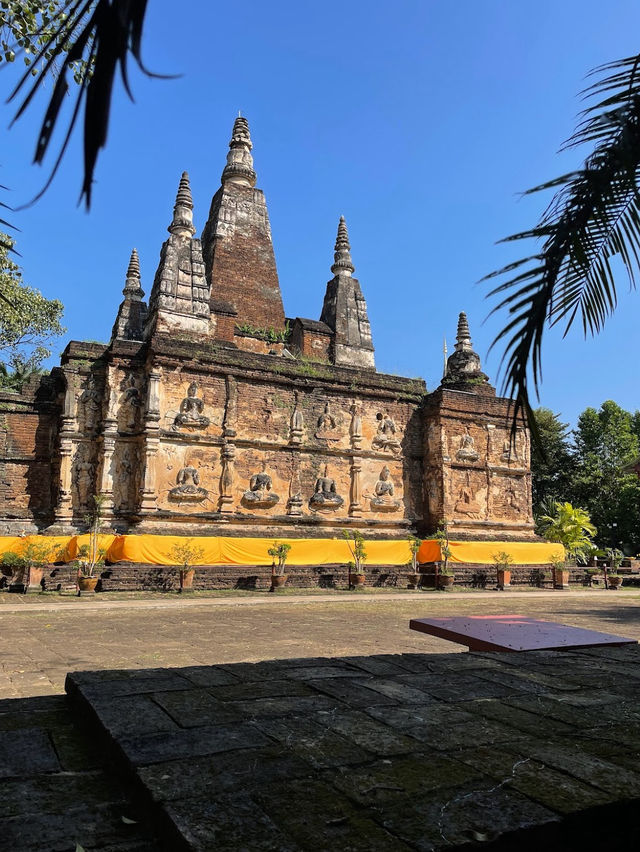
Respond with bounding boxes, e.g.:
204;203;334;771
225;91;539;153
66;645;640;850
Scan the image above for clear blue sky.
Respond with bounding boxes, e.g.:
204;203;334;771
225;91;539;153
2;0;639;427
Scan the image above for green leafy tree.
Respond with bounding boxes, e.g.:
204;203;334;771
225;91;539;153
530;407;575;514
486;53;640;438
537;501;596;562
0;1;85;77
571;401;640;551
0;234;64;382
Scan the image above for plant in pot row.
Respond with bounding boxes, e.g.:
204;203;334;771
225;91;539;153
169;539;205;592
75;495;108;594
434;523;454;589
492;550;514;590
605;548;624;590
344;529;367;589
268;541;291;591
407;535;421;588
0;539;52;593
550;553;570;589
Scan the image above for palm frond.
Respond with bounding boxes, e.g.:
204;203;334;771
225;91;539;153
486;52;640;439
7;0;167;209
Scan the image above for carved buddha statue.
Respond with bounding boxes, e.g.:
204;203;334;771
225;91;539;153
169;465;208;501
309;465;344;511
456;427;479;462
315;402;340;441
174;382;210;429
372;412;401;454
454;477;482;517
370;465;400;512
242;463;280;509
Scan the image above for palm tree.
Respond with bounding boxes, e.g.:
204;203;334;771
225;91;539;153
537;500;597;562
486;54;640;439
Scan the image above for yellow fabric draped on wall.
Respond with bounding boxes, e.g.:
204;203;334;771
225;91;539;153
417;539;564;565
0;535;562;567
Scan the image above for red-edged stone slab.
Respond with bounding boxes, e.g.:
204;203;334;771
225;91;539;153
409;615;638;652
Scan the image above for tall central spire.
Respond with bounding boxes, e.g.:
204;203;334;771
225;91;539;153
221;116;256;187
169;172;196;236
201;116;285;334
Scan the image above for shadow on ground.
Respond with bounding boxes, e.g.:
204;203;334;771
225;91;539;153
7;646;634;851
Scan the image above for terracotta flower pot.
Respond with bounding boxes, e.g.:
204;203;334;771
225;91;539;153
26;565;44;592
77;576;99;595
437;574;454;590
553;568;570;590
179;568;195;592
349;573;366;589
608;575;623;590
497;569;511;590
408;572;421;589
270;574;288;591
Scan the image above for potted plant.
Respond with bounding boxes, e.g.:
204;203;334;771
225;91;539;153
76;494;108;594
493;550;514;590
434;522;453;588
268;541;291;591
2;539;54;593
407;535;421;589
550;552;570;589
437;564;454;590
606;548;623;590
1;551;27;593
343;529;367;588
169;538;205;592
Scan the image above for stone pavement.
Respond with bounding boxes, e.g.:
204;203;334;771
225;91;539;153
1;590;640;850
66;645;640;850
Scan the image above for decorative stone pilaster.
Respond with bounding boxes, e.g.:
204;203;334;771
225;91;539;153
218;443;235;513
349;402;362;450
349;456;363;517
139;369;161;513
287;453;303;516
97;367;119;516
289;391;304;446
222;376;237;438
54;371;79;523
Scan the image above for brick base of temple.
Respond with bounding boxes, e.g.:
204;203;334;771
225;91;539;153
23;562;596;593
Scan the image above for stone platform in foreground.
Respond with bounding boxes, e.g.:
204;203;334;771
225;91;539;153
66;645;640;851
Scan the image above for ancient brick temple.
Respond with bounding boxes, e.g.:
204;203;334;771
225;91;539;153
0;117;535;542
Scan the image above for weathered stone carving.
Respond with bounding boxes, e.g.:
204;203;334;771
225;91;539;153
218;444;235;512
454;473;482;517
173;382;210;430
315;402;340;441
501;438;519;463
79;375;102;432
122;373;144;430
289;391;304;445
505;481;521;512
169;465;208;502
349;402;362;450
309;465;344;512
456;427;479;463
370;465;400;512
372;412;401;454
349;457;363;517
287;455;303;516
73;447;95;509
242;463;280;509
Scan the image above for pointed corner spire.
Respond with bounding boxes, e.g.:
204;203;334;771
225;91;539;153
168;171;196;236
454;311;473;352
331;215;355;276
122;247;144;300
221;115;256;187
442;310;491;391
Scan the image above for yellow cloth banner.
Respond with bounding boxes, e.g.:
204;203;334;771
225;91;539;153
108;536;413;567
418;539;564;565
0;535;563;567
0;535;72;562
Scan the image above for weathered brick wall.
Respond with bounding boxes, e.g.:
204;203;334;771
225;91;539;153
0;377;61;530
201;184;286;332
423;387;535;540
